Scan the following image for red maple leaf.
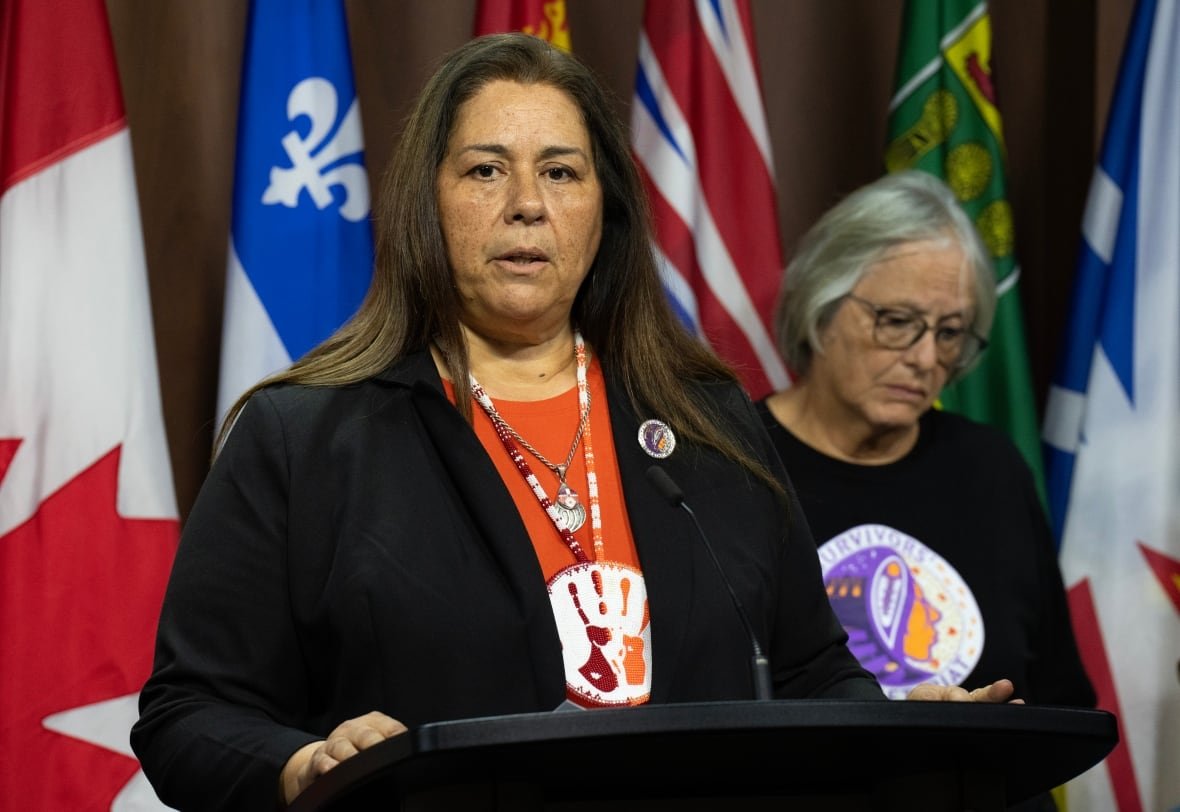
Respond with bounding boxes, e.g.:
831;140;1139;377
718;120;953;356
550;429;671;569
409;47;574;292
0;439;19;478
1138;541;1180;615
0;442;178;810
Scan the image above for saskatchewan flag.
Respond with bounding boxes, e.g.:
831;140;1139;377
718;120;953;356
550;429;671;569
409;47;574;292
886;0;1047;503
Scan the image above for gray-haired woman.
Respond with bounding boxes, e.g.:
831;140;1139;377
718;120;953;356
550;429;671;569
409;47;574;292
758;170;1094;711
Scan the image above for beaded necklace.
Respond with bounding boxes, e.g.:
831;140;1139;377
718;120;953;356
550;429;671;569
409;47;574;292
469;331;605;563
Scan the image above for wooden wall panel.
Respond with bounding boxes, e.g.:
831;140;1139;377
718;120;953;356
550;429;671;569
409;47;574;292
103;0;1133;519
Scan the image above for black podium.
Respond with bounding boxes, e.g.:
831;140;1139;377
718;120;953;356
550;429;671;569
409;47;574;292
287;701;1117;811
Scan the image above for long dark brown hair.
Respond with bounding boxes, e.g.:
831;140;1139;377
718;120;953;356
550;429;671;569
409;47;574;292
217;34;775;490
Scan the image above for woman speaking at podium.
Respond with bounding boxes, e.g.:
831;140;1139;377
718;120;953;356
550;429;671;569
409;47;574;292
132;34;1014;811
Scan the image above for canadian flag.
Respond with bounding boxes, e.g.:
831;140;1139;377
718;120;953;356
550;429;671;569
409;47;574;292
0;0;179;809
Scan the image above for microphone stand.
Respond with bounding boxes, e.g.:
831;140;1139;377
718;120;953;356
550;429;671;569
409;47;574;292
646;466;773;700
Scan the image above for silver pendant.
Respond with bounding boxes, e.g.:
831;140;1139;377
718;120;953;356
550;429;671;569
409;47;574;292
554;482;587;532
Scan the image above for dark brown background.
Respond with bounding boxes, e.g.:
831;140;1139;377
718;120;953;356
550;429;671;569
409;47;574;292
103;0;1136;520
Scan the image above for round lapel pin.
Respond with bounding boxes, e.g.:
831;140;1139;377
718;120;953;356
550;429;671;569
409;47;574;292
638;419;676;459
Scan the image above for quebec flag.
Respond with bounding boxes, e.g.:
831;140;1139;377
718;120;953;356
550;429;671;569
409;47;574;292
1042;0;1180;809
217;0;374;427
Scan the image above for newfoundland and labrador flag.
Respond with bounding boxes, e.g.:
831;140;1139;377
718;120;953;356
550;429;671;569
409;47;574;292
631;0;790;399
0;0;179;808
1042;0;1180;809
217;0;373;428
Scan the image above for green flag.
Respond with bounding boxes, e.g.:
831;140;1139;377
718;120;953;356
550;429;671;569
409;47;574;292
886;0;1047;504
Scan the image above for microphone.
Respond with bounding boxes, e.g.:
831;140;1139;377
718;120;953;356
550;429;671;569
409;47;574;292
645;465;773;700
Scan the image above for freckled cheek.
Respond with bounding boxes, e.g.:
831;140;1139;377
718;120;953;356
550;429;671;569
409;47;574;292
557;218;603;270
567;228;602;268
441;209;492;271
440;227;466;267
565;191;603;236
585;215;604;254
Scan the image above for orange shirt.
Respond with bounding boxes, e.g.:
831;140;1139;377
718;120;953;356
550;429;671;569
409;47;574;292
444;357;640;581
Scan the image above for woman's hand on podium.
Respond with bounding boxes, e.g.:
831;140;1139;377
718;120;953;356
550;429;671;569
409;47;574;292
905;678;1025;704
279;711;407;804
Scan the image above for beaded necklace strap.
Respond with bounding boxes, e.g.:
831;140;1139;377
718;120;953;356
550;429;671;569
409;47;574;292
469;331;604;563
572;338;604;561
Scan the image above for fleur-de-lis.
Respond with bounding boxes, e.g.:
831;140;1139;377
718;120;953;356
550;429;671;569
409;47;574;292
261;77;369;222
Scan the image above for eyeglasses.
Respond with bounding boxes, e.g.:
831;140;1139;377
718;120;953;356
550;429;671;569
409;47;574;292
841;294;988;370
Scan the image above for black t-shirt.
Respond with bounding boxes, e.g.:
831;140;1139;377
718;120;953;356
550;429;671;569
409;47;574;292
756;401;1095;707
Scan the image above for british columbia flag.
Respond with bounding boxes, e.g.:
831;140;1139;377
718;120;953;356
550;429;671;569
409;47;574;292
630;0;789;398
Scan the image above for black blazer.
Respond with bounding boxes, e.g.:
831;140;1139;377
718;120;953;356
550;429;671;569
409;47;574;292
133;349;879;811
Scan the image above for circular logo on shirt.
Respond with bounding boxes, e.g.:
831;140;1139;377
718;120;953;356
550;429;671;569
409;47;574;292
817;524;984;699
548;561;651;707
